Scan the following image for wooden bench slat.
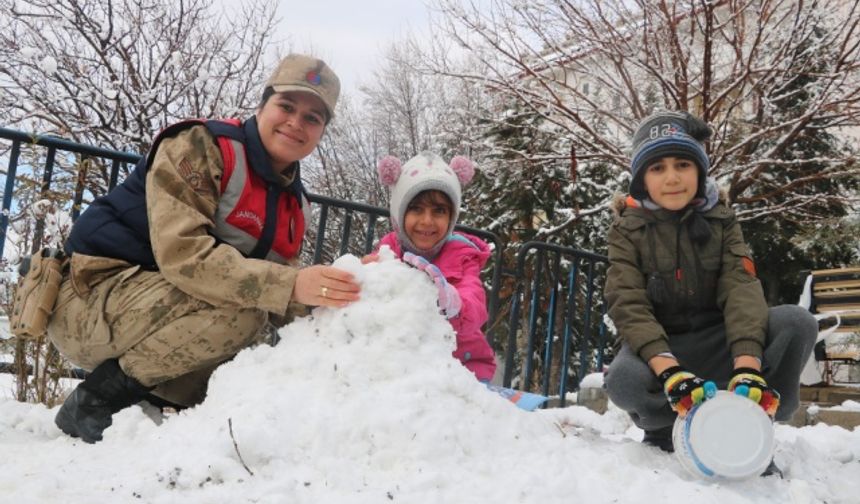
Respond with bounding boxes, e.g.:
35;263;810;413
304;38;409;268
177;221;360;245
812;267;860;276
816;305;860;313
823;351;860;361
819;316;860;323
808;268;860;386
814;297;860;305
832;327;860;333
813;289;860;298
815;306;860;314
818;324;860;330
814;280;860;290
818;322;860;329
818;323;860;330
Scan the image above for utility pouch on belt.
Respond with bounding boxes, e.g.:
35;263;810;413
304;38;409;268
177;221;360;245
9;247;66;339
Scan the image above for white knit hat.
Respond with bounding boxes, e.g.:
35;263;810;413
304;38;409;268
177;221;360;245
377;151;475;258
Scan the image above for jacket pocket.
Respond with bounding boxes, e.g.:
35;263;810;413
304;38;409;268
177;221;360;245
9;249;66;339
87;264;142;345
69;253;136;297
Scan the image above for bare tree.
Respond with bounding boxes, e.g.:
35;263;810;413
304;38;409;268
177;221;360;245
356;44;490;167
299;95;392;264
0;0;280;404
359;45;433;157
307;96;389;207
301;42;491;263
0;0;278;155
416;0;860;231
403;0;860;388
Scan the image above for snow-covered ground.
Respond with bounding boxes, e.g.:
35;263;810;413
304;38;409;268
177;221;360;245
1;253;859;503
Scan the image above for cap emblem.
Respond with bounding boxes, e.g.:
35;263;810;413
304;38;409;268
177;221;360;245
649;123;681;140
306;71;321;85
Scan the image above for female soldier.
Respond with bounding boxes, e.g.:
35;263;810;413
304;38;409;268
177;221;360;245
48;54;360;443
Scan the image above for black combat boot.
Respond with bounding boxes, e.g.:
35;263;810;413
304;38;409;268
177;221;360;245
55;359;152;443
642;425;675;453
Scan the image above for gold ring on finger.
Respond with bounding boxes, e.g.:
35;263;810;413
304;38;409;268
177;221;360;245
321;286;328;298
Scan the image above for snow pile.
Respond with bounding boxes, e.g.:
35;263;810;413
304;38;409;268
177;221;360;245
0;253;859;503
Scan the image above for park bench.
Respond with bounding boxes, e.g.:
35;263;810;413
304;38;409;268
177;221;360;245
806;267;860;385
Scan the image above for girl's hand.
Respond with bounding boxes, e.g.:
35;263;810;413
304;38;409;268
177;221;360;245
360;254;379;264
435;278;462;319
292;265;360;307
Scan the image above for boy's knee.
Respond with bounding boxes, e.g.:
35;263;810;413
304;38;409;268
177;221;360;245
605;361;632;392
772;303;815;324
605;354;654;399
770;305;818;344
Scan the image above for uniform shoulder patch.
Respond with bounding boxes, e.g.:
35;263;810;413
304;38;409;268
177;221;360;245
177;157;206;194
742;256;757;277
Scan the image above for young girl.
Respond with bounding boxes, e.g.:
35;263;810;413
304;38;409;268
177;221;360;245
603;111;817;473
371;152;497;382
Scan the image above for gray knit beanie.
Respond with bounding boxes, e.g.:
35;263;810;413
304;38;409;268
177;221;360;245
629;111;712;200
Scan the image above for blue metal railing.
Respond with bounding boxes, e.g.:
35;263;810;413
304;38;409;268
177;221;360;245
306;192;505;333
502;241;609;406
0;126;141;259
0;126;507;330
1;126;610;402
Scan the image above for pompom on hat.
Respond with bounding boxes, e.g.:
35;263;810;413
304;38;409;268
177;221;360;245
377;152;475;258
629;111;712;200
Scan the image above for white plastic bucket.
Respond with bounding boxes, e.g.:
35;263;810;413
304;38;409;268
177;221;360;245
672;390;774;480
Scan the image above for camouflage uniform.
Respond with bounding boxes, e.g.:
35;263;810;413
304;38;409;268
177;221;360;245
48;126;306;406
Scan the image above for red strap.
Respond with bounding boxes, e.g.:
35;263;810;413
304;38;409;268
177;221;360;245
217;137;236;193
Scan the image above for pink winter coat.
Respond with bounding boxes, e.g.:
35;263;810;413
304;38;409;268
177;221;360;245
378;231;497;381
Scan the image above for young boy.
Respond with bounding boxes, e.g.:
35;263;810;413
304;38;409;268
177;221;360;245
603;111;817;475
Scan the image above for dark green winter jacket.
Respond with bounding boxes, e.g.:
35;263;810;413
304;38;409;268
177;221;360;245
604;196;768;363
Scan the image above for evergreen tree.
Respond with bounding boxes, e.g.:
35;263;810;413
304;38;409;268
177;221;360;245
463;100;623;388
736;26;860;304
464;101;621;251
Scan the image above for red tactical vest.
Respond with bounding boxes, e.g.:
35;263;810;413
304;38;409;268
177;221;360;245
211;120;308;264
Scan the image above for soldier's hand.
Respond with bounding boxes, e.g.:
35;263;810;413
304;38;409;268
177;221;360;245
293;265;360;307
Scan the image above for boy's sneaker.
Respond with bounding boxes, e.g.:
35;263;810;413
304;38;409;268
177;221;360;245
642;425;674;453
761;459;784;478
